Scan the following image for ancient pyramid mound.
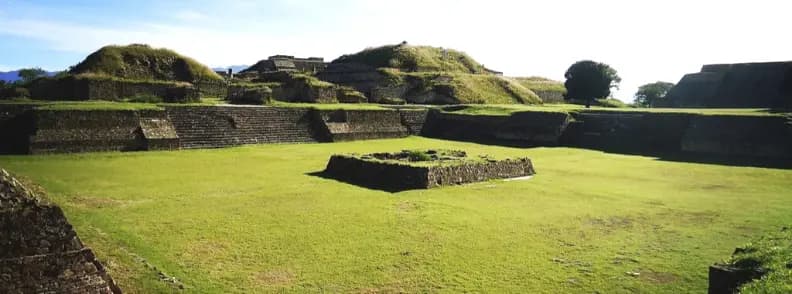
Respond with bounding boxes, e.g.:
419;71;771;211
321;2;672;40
69;44;222;83
331;43;488;74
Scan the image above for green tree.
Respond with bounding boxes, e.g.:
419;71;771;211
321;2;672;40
17;67;47;84
633;81;674;107
563;60;621;108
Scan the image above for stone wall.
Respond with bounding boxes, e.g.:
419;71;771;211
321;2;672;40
0;104;35;154
323;155;535;191
534;90;565;104
494;111;571;145
681;115;792;158
0;169;120;293
318;109;410;141
425;158;535;188
30;109;179;154
421;110;509;142
30;76;200;103
323;155;430;191
166;106;323;149
421;109;792;158
396;108;429;135
665;61;792;108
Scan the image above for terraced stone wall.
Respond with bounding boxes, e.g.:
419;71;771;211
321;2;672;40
534;90;565;104
680;115;792;158
30;76;200;103
0;105;35;154
318;109;410;141
665;61;792;108
166;106;323;149
29;109;179;154
421;109;792;158
396;108;429;135
0;169;120;293
421;110;509;142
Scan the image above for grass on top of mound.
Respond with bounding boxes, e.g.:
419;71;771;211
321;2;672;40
731;227;792;293
0;98;225;111
333;43;487;74
513;77;567;93
395;72;542;105
270;101;389;110
346;149;497;167
69;44;222;83
34;101;165;111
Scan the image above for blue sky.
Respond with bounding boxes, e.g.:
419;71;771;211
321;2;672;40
1;0;790;101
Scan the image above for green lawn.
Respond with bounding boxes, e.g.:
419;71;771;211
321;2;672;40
1;137;791;293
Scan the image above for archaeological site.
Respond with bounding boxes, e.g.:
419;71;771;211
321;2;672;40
1;2;791;292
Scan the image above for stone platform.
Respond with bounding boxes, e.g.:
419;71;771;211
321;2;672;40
322;150;535;191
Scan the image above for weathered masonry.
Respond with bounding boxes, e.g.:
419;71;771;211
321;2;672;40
1;104;790;160
664;61;792;108
0;169;121;293
0;105;429;154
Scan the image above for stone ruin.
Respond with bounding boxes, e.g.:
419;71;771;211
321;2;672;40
242;55;328;74
0;169;120;293
322;149;535;191
664;61;792;108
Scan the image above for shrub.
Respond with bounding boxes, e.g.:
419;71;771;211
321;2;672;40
407;150;433;162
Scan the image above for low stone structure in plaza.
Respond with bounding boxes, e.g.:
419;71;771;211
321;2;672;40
322;149;535;191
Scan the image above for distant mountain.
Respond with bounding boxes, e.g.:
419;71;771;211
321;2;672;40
0;70;58;83
212;65;249;74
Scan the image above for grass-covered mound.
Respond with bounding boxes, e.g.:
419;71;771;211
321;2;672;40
396;72;540;104
69;44;222;83
321;43;541;105
332;43;486;73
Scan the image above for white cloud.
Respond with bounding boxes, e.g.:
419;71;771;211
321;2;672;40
174;10;207;22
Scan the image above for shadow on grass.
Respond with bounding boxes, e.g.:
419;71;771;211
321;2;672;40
575;147;792;170
424;135;792;170
306;171;411;193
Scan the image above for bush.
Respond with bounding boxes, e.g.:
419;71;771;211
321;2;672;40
407;150;433;162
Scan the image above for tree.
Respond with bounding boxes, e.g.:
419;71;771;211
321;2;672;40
633;81;674;107
563;60;621;108
17;67;47;84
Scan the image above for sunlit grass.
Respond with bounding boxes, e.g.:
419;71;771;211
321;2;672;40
1;137;790;293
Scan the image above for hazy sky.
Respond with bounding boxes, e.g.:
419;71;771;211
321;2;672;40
0;0;789;101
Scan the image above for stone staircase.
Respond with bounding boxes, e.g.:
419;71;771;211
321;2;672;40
318;109;410;142
397;109;429;135
166;106;319;149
